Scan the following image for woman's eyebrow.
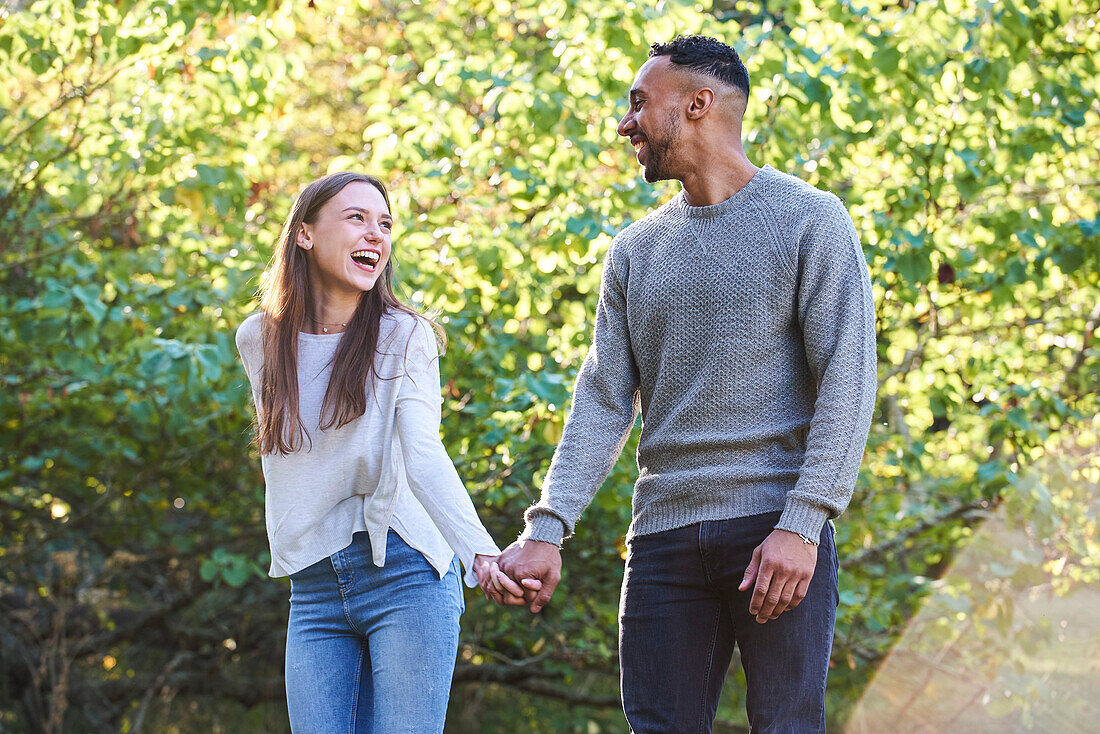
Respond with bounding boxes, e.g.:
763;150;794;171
341;206;391;218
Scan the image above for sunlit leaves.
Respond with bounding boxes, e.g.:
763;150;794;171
2;0;1097;730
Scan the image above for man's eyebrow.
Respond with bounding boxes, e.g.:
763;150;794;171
629;88;644;98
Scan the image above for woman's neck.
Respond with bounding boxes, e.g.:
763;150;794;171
304;294;359;335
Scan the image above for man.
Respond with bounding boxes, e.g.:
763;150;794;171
495;35;876;732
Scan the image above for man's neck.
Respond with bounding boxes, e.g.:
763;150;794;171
677;148;759;207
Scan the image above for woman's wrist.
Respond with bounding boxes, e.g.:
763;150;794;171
473;554;496;574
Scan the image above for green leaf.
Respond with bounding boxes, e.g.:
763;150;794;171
72;284;107;323
200;559;218;582
977;461;1004;484
221;562;250;587
1006;407;1030;431
895;249;931;285
194;164;224;186
194;346;223;383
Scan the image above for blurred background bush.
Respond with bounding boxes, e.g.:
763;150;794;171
1;0;1096;731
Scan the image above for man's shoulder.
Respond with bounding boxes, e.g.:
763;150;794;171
612;197;683;253
759;167;851;226
758;169;863;272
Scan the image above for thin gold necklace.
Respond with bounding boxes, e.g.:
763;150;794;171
312;318;348;334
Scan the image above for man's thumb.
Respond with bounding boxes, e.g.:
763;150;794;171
739;546;762;591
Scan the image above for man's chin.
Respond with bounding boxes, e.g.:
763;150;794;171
642;166;668;184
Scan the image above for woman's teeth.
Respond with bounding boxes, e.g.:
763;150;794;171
351;249;380;270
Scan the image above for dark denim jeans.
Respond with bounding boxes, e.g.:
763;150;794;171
619;511;839;734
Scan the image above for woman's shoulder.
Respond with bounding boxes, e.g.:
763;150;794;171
235;312;265;355
380;307;418;329
379;309;440;361
380;308;428;338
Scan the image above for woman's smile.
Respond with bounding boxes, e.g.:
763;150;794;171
350;248;382;271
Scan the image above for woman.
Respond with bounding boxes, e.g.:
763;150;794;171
235;172;525;732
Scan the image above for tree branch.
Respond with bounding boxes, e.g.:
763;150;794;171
1061;301;1099;396
452;658;620;708
452;660;560;685
841;497;996;570
509;679;620;708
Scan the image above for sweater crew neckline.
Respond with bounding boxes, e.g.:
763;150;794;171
674;165;774;219
298;331;345;340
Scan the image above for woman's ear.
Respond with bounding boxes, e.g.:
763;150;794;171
295;224;313;250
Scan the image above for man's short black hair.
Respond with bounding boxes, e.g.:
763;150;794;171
649;35;750;100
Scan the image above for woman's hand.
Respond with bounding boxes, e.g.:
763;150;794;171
474;554;541;606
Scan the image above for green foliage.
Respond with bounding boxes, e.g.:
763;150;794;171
1;0;1097;732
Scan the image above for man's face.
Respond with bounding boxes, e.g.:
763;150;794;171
617;57;685;183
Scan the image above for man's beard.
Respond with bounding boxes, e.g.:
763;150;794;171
642;112;682;183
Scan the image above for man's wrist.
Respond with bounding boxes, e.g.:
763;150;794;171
777;497;829;541
774;527;819;547
519;513;567;547
524;538;562;549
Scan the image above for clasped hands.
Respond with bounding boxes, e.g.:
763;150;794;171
474;529;816;622
473;539;561;613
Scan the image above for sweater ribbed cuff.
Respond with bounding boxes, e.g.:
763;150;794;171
775;496;830;542
520;514;566;547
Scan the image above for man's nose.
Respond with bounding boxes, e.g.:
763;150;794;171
616;113;632;137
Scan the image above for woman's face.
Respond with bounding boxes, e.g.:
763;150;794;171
297;181;392;298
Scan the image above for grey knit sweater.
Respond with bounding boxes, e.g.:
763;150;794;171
522;165;877;545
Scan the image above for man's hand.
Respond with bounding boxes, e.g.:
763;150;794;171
473;554;532;606
496;540;562;613
738;529;818;624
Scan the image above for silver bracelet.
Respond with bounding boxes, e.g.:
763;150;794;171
797;533;819;546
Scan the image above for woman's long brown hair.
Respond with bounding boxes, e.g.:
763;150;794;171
256;172;427;455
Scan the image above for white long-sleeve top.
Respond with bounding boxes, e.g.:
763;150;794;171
235;310;499;587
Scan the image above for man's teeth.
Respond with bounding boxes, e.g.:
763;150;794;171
633;140;646;151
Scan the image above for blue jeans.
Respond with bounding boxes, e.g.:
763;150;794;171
284;530;464;733
619;511;839;734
